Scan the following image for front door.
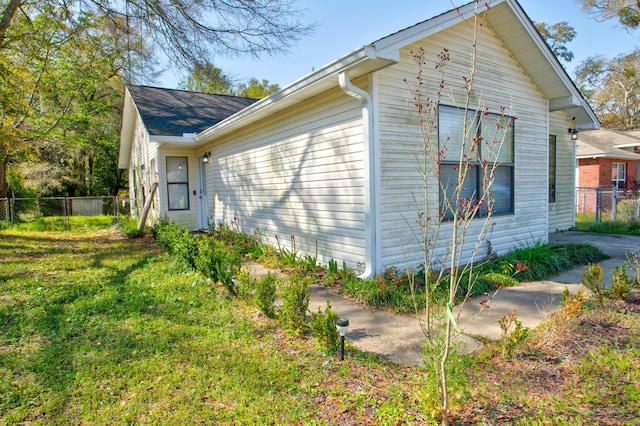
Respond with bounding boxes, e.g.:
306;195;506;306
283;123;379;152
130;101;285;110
198;158;208;230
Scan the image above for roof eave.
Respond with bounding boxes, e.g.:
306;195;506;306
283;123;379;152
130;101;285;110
195;46;397;143
487;0;599;130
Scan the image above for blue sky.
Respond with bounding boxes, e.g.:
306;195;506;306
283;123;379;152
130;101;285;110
157;0;638;89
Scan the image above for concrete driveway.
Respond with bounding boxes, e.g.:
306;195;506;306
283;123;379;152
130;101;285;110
456;232;640;343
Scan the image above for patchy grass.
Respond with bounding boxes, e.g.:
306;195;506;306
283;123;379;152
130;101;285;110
574;214;640;235
2;223;637;424
458;294;640;424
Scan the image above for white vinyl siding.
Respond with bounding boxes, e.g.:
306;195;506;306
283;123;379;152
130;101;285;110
375;20;549;268
128;112;159;223
208;87;367;269
548;111;576;232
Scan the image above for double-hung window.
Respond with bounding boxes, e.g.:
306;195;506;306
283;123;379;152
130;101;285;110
612;162;626;189
438;105;514;220
166;157;190;210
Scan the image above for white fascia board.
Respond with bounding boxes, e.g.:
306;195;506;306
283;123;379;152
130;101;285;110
614;143;640;148
153;135;197;144
373;0;504;55
118;88;135;169
503;0;600;129
195;47;396;144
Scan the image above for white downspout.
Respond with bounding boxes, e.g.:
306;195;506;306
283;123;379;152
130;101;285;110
339;71;377;280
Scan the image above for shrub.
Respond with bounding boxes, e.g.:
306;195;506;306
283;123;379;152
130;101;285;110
255;273;278;318
173;230;199;269
309;301;340;351
560;285;590;317
582;263;606;304
616;199;639;221
278;275;310;335
151;217;185;253
235;268;256;300
611;262;632;300
195;236;241;294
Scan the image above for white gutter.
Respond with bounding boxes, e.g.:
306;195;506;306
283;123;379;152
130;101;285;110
195;47;395;144
152;135;196;144
339;71;377;280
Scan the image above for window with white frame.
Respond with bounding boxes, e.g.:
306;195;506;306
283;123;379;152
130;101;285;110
166;157;190;210
438;105;514;220
612;162;626;189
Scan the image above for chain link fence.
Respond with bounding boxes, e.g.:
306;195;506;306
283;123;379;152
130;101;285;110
576;186;640;223
1;197;131;227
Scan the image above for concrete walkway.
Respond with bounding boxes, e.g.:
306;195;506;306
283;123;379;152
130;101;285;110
246;232;640;366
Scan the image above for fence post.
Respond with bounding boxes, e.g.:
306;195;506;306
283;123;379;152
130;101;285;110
9;197;14;224
612;188;618;222
581;189;587;214
595;186;601;224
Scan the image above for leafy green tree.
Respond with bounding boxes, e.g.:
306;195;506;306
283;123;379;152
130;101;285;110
534;21;576;63
182;62;235;95
0;0;313;198
575;50;640;129
237;78;280;99
578;0;640;29
2;8;128;196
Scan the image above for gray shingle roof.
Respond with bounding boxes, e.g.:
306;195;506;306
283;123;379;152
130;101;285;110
577;129;640;160
128;85;259;137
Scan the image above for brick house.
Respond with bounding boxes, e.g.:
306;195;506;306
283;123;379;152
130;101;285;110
576;129;640;213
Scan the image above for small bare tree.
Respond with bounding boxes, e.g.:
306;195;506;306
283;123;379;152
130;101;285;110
404;1;514;423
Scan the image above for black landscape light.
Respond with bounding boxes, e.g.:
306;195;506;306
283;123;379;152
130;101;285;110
336;317;349;361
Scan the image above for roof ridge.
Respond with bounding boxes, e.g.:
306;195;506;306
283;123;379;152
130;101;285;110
127;84;258;101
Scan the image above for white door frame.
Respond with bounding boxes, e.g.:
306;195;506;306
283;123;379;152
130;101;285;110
198;157;208;230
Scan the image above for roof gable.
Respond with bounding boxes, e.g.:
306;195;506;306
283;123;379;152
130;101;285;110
371;0;598;130
195;0;597;143
128;85;258;136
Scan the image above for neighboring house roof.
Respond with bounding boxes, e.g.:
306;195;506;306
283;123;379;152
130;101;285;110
127;85;258;136
576;129;640;160
614;129;640;149
119;0;600;167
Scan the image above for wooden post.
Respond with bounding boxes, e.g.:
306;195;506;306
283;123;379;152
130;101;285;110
137;182;158;233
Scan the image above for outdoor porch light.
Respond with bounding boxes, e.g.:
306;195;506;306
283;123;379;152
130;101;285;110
336;317;349;361
568;116;578;141
202;152;211;163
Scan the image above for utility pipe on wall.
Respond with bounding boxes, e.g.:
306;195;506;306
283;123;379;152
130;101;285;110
338;71;377;280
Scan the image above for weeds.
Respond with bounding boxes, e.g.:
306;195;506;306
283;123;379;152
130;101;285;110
498;310;529;358
328;259;339;276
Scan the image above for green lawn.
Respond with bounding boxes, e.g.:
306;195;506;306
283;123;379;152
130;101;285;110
1;223;638;424
0;226;428;424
